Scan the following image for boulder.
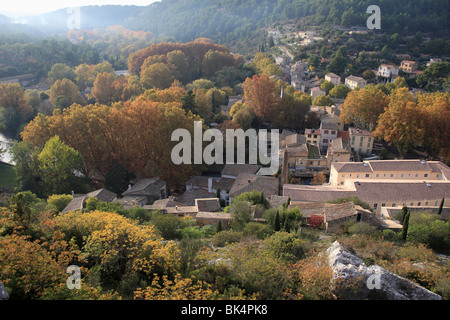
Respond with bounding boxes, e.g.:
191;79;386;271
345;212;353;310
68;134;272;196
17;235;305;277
0;283;9;300
326;241;442;300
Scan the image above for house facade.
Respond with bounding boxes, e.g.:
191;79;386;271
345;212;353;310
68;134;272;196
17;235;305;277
345;75;367;90
325;73;341;86
349;127;373;155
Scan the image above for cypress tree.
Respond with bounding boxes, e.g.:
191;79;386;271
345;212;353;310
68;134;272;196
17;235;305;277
216;220;223;233
274;210;281;231
437;197;444;215
401;208;410;241
400;205;408;224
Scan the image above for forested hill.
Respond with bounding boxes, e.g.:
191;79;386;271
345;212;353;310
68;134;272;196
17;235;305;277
125;0;449;43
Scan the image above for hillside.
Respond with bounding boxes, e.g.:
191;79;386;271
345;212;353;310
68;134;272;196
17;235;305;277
124;0;449;45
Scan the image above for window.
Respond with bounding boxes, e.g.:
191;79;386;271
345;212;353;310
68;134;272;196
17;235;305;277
368;137;372;143
390;173;394;178
308;134;312;138
435;200;439;206
323;139;328;143
373;203;378;209
313;135;317;138
425;202;428;206
436;174;440;178
415;173;419;178
408;173;411;177
331;130;336;135
410;203;414;206
382;203;386;207
340;182;344;185
376;174;380;178
366;149;370;154
400;173;404;178
365;174;370;178
356;174;360;178
342;174;345;177
392;203;397;207
324;130;329;134
424;174;428;178
418;202;421;206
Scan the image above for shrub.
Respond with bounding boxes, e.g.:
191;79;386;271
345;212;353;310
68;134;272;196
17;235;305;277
264;232;304;262
243;222;273;239
211;230;243;247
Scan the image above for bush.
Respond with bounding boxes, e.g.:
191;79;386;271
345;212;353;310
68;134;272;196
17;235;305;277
211;230;243;247
407;220;450;254
46;194;73;213
243;222;273;239
347;222;379;236
264;232;304;262
152;213;187;240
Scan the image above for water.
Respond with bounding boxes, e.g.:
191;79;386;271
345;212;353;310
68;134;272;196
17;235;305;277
0;133;14;165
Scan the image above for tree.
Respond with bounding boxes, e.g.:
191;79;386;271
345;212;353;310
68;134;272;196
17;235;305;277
10;140;43;196
243;74;280;124
49;79;84;108
417;91;450;161
437;197;445;216
401;207;411;241
328;46;349;74
362;70;376;83
47;63;76;86
232;104;255;130
274;210;281;231
320;81;335;95
141;62;175;90
312;95;333;106
329;84;350;99
416;62;450;91
38;135;85;196
46;194;73;213
0;83;33;137
91;72;123;105
374;88;424;158
340;85;389;131
230;199;253;230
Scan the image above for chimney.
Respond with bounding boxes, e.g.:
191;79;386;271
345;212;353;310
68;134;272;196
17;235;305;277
208;177;213;193
71;190;74;196
128;184;132;191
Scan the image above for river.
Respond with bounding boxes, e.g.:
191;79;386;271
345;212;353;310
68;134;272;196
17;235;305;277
0;133;15;165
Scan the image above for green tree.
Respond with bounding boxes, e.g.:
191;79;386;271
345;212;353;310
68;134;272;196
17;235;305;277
230;199;253;231
47;63;76;86
329;84;350;99
437;197;445;216
401;208;411;241
38;135;85;196
274;210;281;231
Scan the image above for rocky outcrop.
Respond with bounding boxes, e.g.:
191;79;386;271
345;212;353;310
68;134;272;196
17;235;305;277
326;241;442;300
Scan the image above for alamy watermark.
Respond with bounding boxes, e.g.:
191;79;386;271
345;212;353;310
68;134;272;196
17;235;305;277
366;5;381;30
66;7;81;30
171;121;279;176
66;265;81;290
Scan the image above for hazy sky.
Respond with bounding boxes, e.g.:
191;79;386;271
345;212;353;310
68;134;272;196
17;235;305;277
1;0;157;17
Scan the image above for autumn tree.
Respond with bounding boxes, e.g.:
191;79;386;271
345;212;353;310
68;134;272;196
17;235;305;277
49;78;85;108
243;74;280;125
339;85;389;131
91;72;124;105
141;62;175;90
416;91;450;161
374;88;424;158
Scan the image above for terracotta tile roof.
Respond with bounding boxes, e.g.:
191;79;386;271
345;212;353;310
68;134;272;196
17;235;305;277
195;212;231;220
86;189;117;202
177;188;216;206
289;201;358;221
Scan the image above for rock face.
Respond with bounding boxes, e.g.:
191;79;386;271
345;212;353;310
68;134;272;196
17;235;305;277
326;241;442;300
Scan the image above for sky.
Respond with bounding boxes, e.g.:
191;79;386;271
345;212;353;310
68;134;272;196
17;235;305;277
0;0;157;17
